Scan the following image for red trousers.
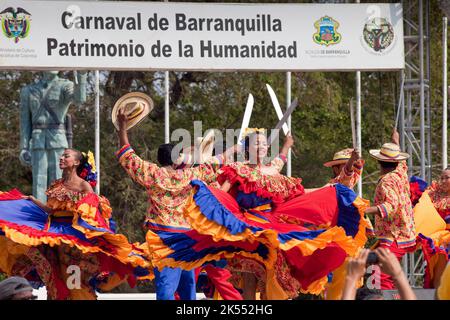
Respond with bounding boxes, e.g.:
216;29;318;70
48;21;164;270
378;241;415;290
193;265;243;300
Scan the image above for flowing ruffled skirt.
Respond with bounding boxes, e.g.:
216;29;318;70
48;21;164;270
0;189;152;300
412;191;450;288
147;180;370;299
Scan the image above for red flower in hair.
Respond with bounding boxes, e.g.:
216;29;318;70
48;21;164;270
89;180;97;188
80;168;88;179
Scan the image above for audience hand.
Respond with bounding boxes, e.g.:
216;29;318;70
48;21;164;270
346;249;370;281
374;247;403;279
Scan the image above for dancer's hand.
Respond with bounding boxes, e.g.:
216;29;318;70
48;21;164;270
392;128;400;146
346;249;370;281
280;132;294;158
22;195;37;203
117;108;130;146
117;108;128;132
350;149;360;162
284;132;294;149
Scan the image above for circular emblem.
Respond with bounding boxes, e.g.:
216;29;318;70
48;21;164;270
362;17;394;53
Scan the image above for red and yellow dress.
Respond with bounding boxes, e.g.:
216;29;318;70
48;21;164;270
0;180;151;300
147;162;370;299
414;181;450;288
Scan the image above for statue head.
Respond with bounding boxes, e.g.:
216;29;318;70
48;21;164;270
41;71;59;82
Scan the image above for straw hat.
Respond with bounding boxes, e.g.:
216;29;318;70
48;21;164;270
174;130;216;168
369;143;409;162
323;148;354;167
111;92;153;131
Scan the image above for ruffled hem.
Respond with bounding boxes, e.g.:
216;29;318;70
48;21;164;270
0;190;151;274
188;180;360;256
218;165;305;204
417;233;449;288
146;230;277;273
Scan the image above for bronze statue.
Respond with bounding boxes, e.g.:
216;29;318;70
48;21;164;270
19;71;87;202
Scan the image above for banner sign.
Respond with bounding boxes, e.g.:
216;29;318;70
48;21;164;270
0;1;404;71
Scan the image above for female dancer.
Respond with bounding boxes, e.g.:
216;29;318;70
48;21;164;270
147;129;370;300
0;149;150;299
414;169;450;288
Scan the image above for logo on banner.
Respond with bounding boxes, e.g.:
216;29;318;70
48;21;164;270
313;16;341;46
362;17;394;54
0;7;31;43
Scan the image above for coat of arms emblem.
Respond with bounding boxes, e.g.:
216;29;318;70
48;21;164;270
1;7;31;43
313;16;341;46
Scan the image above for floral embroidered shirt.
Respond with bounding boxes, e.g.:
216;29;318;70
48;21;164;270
116;144;223;229
427;182;450;229
116;145;287;230
373;161;416;248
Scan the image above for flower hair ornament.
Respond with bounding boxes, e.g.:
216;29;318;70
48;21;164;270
79;151;97;188
241;127;267;141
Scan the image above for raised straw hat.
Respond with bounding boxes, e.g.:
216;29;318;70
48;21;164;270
112;92;153;131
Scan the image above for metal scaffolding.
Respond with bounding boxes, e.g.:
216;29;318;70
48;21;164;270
399;0;431;287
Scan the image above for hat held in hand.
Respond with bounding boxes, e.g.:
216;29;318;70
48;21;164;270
323;148;354;167
112;92;153;131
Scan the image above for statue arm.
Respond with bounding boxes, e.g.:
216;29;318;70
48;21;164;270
63;71;87;106
19;87;31;150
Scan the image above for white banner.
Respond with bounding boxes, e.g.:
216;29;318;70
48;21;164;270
0;1;404;71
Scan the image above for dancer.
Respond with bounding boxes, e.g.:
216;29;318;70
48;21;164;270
412;169;450;288
0;149;150;299
115;109;246;300
323;148;374;299
147;128;370;300
363;129;416;290
324;148;364;189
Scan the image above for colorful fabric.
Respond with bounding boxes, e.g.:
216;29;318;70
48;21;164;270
428;181;450;230
147;169;369;299
437;262;450;300
216;162;305;205
202;264;243;300
409;176;428;206
0;185;151;299
330;159;364;190
413;189;450;288
417;233;449;288
373;161;416;249
377;241;415;290
116;144;221;229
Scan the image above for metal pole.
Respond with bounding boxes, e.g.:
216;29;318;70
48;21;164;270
419;0;426;178
443;17;448;169
95;70;100;195
356;71;362;197
164;0;170;143
355;0;362;197
164;71;170;143
400;71;405;151
286;72;292;177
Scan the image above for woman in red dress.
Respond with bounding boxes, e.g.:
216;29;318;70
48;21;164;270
0;149;151;299
147;129;370;299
